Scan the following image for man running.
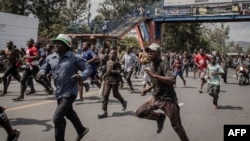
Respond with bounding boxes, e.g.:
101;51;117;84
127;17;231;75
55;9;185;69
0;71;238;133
0;41;23;96
37;34;92;141
136;43;189;141
194;49;210;93
207;56;224;109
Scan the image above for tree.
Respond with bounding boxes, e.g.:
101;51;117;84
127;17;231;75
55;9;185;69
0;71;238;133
161;23;209;52
0;0;30;15
203;23;230;53
245;46;250;55
60;0;89;25
118;36;140;50
29;0;66;36
97;0;135;20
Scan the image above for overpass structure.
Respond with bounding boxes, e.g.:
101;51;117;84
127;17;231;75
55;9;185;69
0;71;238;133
67;0;250;48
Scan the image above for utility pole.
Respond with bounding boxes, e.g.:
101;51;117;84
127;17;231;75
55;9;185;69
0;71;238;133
87;0;91;27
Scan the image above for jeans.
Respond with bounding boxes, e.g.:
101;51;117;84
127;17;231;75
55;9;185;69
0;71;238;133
54;95;86;141
124;71;133;89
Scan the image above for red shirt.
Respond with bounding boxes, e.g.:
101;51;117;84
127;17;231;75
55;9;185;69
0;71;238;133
195;54;209;69
174;59;182;71
26;46;38;63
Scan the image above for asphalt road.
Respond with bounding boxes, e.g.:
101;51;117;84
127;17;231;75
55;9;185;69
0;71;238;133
0;69;250;141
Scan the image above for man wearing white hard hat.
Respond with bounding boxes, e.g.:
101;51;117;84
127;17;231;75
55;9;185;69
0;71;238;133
37;34;92;141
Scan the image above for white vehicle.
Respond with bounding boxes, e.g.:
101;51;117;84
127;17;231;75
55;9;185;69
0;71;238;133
0;12;39;49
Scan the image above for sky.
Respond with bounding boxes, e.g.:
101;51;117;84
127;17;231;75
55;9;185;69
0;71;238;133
225;22;250;42
90;0;104;20
90;0;250;42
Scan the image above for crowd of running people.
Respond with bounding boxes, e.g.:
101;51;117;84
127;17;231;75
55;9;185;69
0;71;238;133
0;34;249;141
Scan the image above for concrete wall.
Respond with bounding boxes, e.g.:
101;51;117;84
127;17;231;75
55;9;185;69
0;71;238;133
0;12;39;49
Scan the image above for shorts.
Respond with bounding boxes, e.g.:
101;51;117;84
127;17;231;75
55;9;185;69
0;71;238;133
90;69;98;80
207;84;220;96
198;68;207;78
174;70;183;77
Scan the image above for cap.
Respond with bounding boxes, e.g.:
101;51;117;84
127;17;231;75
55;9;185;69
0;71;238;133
145;43;161;52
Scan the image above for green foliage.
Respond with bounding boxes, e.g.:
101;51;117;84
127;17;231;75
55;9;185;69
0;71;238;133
0;0;30;15
246;46;250;55
97;0;135;20
39;24;67;39
226;41;243;53
203;23;230;53
0;0;89;39
118;36;140;50
162;23;209;52
60;0;89;25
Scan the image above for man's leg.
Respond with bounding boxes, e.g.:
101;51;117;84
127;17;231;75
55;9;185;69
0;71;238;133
0;106;20;141
111;82;127;111
213;85;220;109
54;96;78;141
136;97;165;133
76;80;84;101
32;67;53;94
162;100;189;141
13;69;31;100
99;81;112;118
64;96;88;140
126;71;134;91
1;65;13;95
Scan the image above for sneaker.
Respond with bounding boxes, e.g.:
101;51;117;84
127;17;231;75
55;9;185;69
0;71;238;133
120;82;124;88
156;114;166;134
122;101;127;111
83;83;90;92
98;112;108;119
76;128;89;141
12;129;21;141
199;90;203;93
25;89;36;95
47;88;54;95
141;92;146;96
12;96;24;101
75;97;84;101
0;91;7;96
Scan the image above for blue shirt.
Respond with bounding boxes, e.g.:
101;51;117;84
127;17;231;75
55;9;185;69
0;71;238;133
39;51;92;99
81;49;97;70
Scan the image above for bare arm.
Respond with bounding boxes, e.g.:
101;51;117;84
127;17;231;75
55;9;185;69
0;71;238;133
144;69;176;86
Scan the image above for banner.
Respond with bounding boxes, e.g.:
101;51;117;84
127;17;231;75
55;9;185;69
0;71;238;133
164;0;234;6
139;22;149;41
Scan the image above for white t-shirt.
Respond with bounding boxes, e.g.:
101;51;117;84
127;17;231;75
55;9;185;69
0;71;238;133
122;53;138;72
207;64;224;86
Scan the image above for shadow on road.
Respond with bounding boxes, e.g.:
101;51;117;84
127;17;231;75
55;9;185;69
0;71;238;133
220;90;227;93
75;97;120;105
226;82;239;85
111;111;135;117
217;105;243;110
181;86;197;89
9;118;53;131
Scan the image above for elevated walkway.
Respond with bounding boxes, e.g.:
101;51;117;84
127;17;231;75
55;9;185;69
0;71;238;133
67;16;150;40
107;16;149;39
